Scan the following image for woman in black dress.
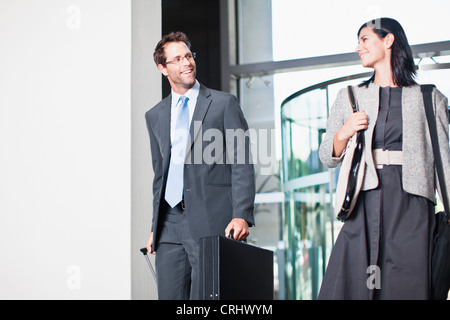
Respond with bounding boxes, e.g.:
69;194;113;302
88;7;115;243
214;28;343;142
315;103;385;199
318;18;450;299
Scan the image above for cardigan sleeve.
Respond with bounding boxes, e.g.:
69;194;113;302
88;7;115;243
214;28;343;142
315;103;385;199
433;88;450;208
319;88;349;168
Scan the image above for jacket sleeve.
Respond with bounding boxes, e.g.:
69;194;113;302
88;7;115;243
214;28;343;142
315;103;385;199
223;94;256;226
319;88;349;168
434;88;450;208
145;110;163;233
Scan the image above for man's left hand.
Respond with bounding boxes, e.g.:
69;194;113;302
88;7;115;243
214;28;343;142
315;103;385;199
225;218;249;241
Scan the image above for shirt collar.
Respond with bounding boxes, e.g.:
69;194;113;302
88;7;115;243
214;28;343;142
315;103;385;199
171;80;200;106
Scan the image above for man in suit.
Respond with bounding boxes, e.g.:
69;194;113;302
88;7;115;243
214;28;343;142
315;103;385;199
145;32;255;300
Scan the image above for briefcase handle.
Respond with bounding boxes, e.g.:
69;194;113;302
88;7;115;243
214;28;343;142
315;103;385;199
227;230;247;243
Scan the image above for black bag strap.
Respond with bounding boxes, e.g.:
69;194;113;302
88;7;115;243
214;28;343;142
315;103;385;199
420;84;450;218
347;86;359;113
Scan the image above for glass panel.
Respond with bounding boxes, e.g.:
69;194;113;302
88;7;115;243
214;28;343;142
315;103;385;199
281;87;332;300
271;0;450;61
237;0;273;64
237;0;450;65
416;65;450;102
238;74;282;297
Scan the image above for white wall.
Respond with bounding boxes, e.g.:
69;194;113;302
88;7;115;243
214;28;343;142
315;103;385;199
131;0;161;300
0;0;131;299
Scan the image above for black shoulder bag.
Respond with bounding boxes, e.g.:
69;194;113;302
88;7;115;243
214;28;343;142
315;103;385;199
335;86;366;222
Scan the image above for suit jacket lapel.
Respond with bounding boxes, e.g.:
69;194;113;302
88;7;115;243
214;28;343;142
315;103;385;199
186;84;212;156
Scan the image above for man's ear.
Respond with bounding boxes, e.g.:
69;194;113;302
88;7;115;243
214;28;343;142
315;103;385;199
157;64;168;77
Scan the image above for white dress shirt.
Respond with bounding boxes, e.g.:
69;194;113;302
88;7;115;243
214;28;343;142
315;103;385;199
170;80;200;145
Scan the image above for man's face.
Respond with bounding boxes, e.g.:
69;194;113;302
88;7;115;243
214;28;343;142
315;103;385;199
158;41;196;95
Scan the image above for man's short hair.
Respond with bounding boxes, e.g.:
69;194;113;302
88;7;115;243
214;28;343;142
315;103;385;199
153;31;191;66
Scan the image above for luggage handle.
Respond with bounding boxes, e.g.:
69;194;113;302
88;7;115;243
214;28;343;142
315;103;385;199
140;247;157;285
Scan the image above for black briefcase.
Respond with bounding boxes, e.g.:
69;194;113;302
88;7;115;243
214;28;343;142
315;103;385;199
199;235;274;300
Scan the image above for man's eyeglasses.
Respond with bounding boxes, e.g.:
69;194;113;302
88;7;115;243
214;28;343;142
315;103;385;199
165;53;196;65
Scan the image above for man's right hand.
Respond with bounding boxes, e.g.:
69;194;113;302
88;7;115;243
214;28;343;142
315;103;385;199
146;232;155;254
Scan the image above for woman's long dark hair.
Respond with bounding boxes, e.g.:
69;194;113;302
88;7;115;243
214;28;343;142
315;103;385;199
358;17;417;87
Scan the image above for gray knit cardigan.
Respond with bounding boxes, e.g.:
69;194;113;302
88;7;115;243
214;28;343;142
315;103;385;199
319;82;450;204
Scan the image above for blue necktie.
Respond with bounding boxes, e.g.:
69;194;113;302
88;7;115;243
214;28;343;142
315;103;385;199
165;95;190;208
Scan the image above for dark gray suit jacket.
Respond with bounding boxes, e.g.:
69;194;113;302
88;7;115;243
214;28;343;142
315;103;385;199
145;84;255;250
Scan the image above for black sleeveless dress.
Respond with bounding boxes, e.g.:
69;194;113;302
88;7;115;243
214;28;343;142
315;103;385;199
318;87;436;300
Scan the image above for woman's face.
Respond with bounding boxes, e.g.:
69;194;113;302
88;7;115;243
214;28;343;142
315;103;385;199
356;27;392;69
